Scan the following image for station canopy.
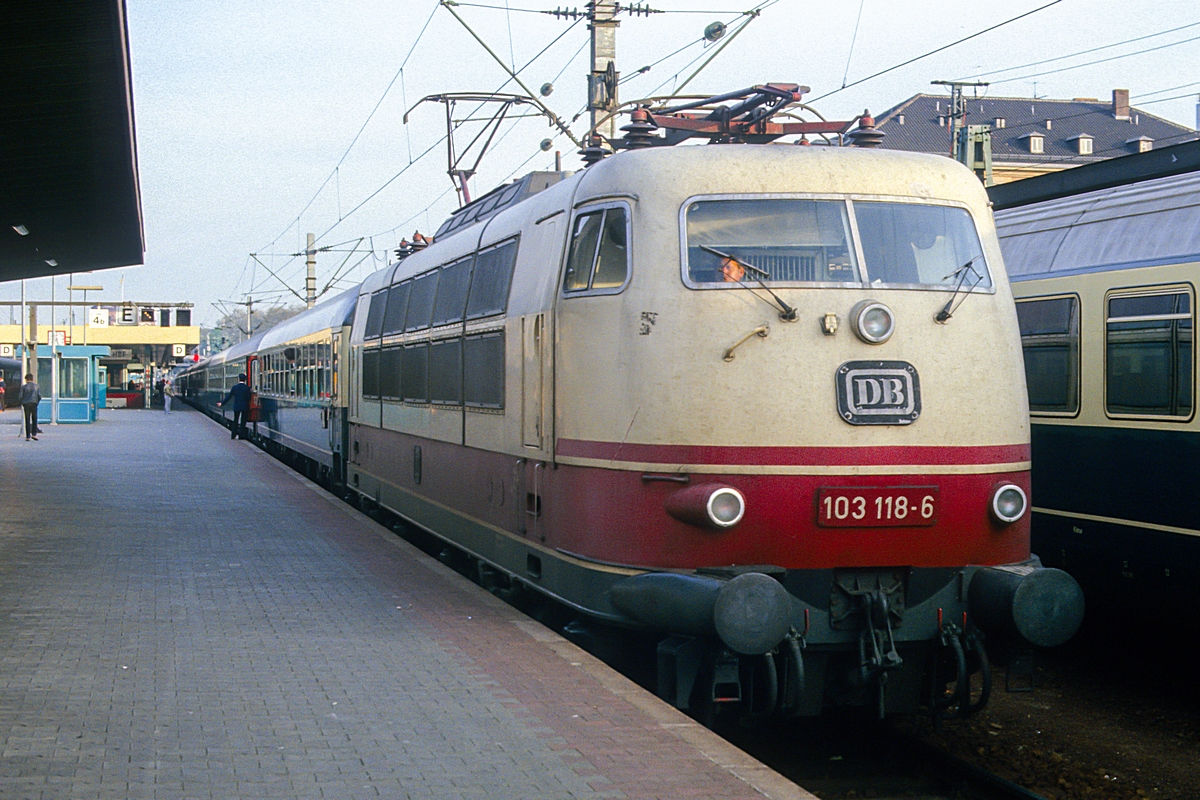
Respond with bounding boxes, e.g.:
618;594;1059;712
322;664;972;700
1;1;143;282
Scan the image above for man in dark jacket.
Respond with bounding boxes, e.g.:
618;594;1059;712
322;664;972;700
18;373;40;441
218;373;252;440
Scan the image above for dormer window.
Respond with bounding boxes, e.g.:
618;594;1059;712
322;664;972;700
898;114;905;125
1045;119;1052;130
994;118;1006;129
1068;134;1094;155
1127;136;1153;153
1020;133;1045;154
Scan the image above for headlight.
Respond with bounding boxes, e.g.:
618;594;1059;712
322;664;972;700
850;300;895;344
707;487;746;528
665;483;746;530
991;483;1028;524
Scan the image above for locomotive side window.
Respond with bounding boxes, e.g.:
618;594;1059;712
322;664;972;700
405;272;440;332
402;344;430;403
429;338;463;405
1016;296;1079;414
380;347;402;399
464;332;505;408
432;257;474;326
685;199;856;285
365;290;388;339
467;239;518;319
362;348;381;398
564;206;629;294
854;203;991;288
382;282;411;336
1106;289;1193;418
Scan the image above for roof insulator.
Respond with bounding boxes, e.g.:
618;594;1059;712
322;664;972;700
619;107;659;148
846;110;886;148
580;135;609;166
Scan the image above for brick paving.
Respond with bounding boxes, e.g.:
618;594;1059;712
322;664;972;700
0;409;811;800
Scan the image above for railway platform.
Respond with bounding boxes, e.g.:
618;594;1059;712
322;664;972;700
0;407;812;800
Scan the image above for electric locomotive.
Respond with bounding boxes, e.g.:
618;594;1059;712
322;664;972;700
186;89;1085;721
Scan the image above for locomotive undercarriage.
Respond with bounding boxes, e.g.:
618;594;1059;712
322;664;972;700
645;566;991;723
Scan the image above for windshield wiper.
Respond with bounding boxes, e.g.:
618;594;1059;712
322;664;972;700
699;245;799;322
935;257;984;323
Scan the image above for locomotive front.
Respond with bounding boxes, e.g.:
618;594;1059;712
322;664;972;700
551;145;1084;718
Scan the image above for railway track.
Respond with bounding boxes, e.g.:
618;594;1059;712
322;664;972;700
343;496;1053;800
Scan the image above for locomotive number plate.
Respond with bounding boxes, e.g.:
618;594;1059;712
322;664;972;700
817;487;939;527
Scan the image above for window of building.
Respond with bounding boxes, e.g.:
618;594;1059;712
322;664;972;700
1028;134;1044;154
1076;136;1093;155
994;118;1006;128
1106;289;1193;418
464;332;505;408
59;358;89;399
564;206;629;294
432;257;474;327
1016;296;1079;414
404;272;439;332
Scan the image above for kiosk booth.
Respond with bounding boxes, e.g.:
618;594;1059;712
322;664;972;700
19;345;111;424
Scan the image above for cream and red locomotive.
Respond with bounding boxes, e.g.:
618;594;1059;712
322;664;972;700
183;89;1084;721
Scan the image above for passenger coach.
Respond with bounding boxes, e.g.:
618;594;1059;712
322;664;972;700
998;167;1200;605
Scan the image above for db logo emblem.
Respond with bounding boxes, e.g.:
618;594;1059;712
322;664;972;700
836;361;921;425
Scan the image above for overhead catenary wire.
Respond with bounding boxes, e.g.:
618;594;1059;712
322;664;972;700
953;20;1200;82
984;33;1200;86
810;0;1065;103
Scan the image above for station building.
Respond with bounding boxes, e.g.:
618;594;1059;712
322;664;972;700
0;301;199;405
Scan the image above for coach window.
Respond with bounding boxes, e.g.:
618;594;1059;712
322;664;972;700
853;202;991;289
1106;289;1193;418
405;271;439;332
365;289;388;339
467;239;519;318
564;205;629;294
1016;296;1079;414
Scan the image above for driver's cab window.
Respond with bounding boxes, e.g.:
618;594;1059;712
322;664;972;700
564;205;629;294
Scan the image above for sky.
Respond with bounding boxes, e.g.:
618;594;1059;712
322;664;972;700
6;0;1200;327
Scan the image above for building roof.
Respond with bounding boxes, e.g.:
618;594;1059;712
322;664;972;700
1;1;143;282
874;92;1197;166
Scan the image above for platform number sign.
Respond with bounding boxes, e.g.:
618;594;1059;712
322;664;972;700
172;344;186;358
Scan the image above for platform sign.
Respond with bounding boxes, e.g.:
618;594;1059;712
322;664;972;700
0;344;12;357
118;306;136;325
172;344;186;357
49;331;68;347
89;307;110;327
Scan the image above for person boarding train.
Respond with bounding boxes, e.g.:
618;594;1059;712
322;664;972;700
218;373;251;439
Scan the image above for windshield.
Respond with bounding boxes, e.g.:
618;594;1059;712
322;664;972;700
686;199;857;284
684;198;990;289
855;202;991;289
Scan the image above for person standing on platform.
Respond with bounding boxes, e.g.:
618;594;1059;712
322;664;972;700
218;373;251;440
163;378;173;414
18;373;40;441
0;373;6;412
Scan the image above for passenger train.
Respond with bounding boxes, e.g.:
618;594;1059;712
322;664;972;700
181;95;1084;722
997;165;1200;607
